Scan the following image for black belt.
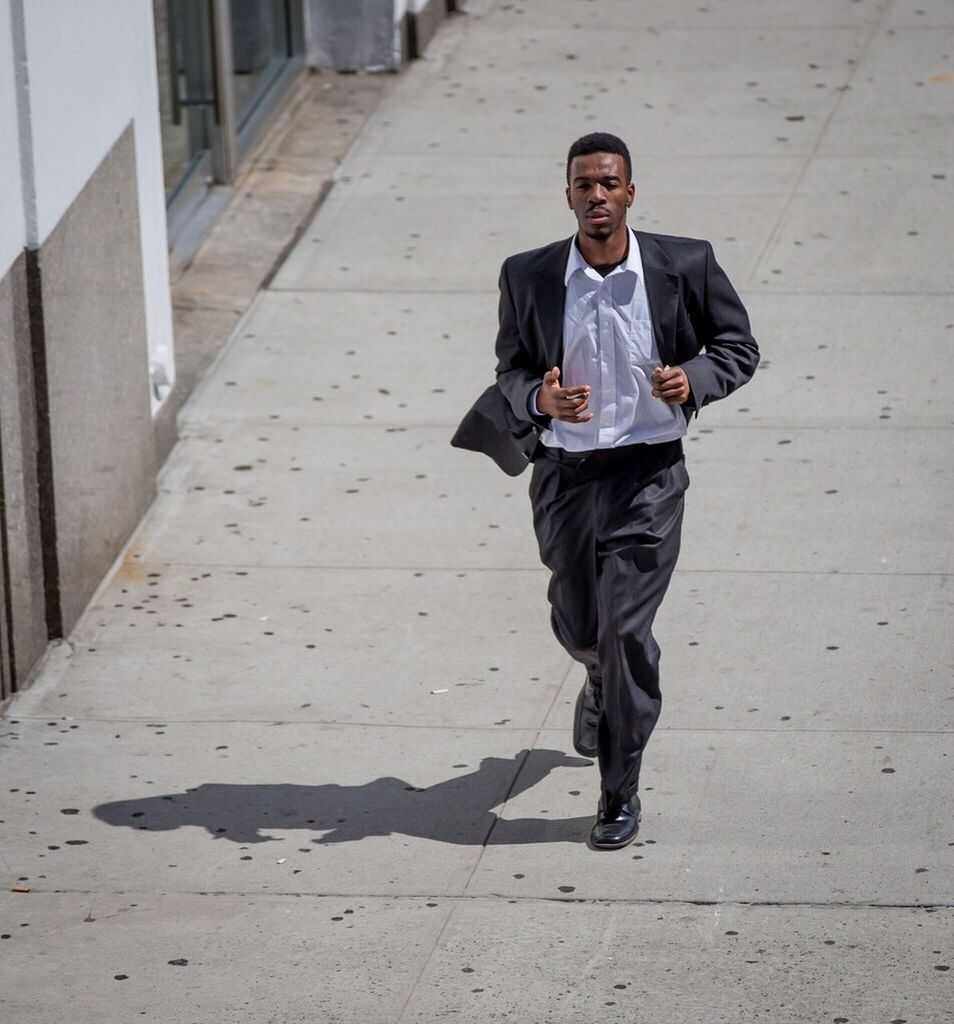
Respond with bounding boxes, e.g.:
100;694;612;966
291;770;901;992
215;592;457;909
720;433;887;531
538;438;682;468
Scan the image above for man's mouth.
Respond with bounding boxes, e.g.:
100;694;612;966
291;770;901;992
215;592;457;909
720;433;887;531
587;210;610;223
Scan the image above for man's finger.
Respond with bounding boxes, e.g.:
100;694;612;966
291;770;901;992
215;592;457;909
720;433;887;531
654;368;682;384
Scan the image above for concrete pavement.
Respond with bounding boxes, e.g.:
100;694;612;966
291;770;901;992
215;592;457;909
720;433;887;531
2;0;953;1020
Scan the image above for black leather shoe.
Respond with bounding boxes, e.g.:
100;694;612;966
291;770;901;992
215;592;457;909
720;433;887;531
589;794;641;850
572;676;602;758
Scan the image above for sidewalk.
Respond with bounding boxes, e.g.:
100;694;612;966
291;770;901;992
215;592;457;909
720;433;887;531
2;1;952;1020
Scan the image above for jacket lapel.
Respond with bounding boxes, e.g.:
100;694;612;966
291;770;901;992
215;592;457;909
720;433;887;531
533;237;573;367
636;231;680;367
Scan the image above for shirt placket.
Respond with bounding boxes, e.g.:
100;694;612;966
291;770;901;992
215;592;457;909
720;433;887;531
598;277;616;444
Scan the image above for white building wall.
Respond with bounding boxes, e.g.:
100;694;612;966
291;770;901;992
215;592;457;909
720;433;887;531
0;0;26;277
18;0;175;408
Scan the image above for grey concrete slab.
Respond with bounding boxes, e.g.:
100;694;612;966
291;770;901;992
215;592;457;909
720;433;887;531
15;566;564;729
473;0;887;31
467;728;954;905
699;293;954;429
273;182;774;291
120;421;954;576
543;571;954;733
402;900;954;1024
179;290;499;429
332;155;805;201
750;158;954;292
271;188;575;292
452;20;865;77
678;424;954;574
819;28;954;157
0;718;558;896
331;31;854;163
886;0;954;27
0;892;449;1024
132;424;541;570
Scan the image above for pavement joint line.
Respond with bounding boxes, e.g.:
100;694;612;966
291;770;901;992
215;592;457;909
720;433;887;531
267;285;499;295
77;562;954;577
468;660;578;860
5;715;952;736
744;3;890;289
265;285;954;297
467;24;901;34
175;422;954;433
9;889;953;912
393;901;458;1024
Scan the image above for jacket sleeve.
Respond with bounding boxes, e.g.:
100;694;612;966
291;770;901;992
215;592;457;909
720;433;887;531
493;260;551;428
680;242;760;412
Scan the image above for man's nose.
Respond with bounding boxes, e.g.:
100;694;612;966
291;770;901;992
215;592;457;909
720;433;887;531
590;186;606;203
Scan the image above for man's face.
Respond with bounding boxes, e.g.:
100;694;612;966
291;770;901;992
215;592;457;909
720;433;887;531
565;152;634;241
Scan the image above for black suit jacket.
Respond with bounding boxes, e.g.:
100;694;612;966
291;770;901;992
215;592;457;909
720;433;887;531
452;230;760;475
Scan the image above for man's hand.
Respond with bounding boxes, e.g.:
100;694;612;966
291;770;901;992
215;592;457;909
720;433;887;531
537;366;592;422
651;365;690;405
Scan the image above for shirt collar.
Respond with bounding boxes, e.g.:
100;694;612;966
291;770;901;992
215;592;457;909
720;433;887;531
564;226;642;286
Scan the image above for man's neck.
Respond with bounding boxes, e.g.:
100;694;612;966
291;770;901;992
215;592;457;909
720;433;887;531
576;226;630;270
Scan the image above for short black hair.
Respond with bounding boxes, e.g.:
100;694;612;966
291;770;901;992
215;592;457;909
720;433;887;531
566;132;632;184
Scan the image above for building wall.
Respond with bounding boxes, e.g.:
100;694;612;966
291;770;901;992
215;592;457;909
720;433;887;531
0;0;25;270
18;0;175;406
0;0;47;698
0;0;174;696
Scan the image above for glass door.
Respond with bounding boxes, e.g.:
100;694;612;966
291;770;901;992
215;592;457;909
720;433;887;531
153;0;305;248
154;0;218;205
230;0;294;129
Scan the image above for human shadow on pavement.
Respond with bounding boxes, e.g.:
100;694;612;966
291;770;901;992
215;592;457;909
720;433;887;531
93;748;595;846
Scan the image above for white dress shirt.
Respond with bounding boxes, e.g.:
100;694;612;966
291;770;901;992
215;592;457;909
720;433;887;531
536;228;687;452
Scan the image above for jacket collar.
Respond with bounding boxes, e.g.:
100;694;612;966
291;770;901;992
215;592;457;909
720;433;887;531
536;230;680;366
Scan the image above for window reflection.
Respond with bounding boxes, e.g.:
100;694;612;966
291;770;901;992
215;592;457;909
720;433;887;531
231;0;292;127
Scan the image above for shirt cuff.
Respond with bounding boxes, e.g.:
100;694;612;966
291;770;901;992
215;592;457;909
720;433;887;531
528;385;542;417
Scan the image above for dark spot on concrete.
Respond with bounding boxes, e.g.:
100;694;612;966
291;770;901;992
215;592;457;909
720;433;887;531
167;959;189;966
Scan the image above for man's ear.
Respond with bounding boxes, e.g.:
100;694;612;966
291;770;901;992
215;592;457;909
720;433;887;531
627;182;636;208
565;185;572;209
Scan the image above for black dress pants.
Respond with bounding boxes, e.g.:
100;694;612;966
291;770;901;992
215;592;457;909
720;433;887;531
528;439;688;806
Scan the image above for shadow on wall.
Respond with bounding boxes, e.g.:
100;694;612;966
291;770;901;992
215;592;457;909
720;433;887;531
93;749;594;846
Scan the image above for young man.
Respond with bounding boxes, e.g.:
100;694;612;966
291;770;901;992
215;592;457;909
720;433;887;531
454;132;759;849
